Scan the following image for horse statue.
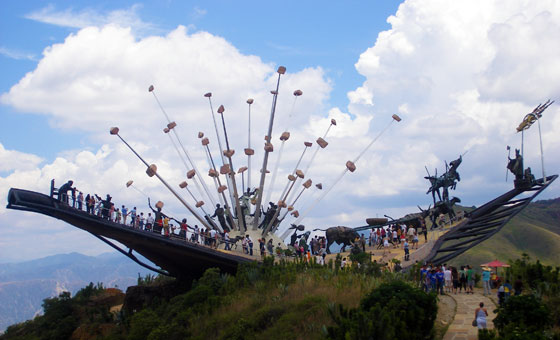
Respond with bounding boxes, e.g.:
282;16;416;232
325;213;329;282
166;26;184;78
425;155;462;205
424;197;461;229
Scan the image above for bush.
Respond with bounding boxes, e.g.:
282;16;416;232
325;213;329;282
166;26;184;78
127;309;160;340
38;291;79;340
494;294;551;334
349;251;370;265
74;282;105;301
327;280;437;339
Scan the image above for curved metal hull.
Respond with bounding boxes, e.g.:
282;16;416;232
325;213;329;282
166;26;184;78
7;188;252;280
424;175;557;264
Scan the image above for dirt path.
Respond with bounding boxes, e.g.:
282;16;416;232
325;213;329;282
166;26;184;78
443;288;496;340
435;294;456;339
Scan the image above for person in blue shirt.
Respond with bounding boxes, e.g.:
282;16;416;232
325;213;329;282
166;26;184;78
436;268;445;295
404;240;410;261
121;205;128;225
504;280;512;299
429;270;437;293
420;266;429;292
482;267;491;295
130;207;137;227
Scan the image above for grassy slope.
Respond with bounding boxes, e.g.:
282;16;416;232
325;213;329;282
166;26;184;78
450;198;560;267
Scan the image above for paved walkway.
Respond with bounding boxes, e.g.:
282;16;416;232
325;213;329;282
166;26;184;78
443;289;496;340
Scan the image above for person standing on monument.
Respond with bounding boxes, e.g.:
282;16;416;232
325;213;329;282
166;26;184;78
245;234;254;256
88;194;95;214
115;207;121;223
130;207;137;227
209;228;217;248
121;205;129;225
77;192;84;210
223;230;231;250
145;213;154;231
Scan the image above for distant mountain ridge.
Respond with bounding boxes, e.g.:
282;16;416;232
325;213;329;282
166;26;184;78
0;252;151;332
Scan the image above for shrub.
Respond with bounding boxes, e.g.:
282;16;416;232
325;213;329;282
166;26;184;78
349;251;370;265
37;291;79;340
127;309;160;340
493;294;551;336
327;280;437;340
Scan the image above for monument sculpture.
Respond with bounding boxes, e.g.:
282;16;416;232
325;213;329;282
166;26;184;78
5;64;557;276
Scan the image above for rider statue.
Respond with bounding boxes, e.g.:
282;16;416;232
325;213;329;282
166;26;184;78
507;149;524;181
507;149;536;188
425;155;462;205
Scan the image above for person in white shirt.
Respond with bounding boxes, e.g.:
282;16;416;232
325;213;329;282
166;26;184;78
444;267;452;293
245;235;254;256
383;237;390;255
194;225;200;244
407;226;416;242
224;231;230;250
209;229;217;248
146;213;154;231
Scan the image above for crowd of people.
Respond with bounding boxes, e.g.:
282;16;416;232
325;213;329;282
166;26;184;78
53;180;295;257
366;224;426;261
54;180;223;244
52;180;451;267
420;264;478;295
419;262;523;330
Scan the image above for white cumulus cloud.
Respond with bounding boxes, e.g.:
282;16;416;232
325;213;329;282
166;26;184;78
2;0;560;261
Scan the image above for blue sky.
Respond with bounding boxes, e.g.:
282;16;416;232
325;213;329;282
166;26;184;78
0;1;400;161
1;0;559;262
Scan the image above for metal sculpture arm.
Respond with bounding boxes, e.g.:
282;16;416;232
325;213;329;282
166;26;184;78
89;232;169;276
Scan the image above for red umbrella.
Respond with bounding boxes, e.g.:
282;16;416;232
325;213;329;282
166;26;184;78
481;260;510;284
480;260;511;268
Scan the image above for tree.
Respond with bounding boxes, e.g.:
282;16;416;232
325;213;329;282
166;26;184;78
327;280;437;339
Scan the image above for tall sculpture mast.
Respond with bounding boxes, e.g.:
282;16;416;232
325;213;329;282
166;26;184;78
252;66;286;229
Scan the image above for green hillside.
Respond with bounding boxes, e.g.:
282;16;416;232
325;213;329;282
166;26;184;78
450;198;560;267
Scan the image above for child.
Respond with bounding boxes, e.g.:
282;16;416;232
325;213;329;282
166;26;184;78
115;208;122;224
403;240;410;261
163;217;170;236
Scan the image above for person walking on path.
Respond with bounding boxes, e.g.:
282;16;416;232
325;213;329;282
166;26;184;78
451;266;459;294
459;266;467;293
467;265;475;294
444;266;452;293
403;240;410;261
482;267;492;295
443;290;496;339
436;268;445;295
474;302;488;329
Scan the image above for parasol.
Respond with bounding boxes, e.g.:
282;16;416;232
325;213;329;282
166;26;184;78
480;260;510;268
